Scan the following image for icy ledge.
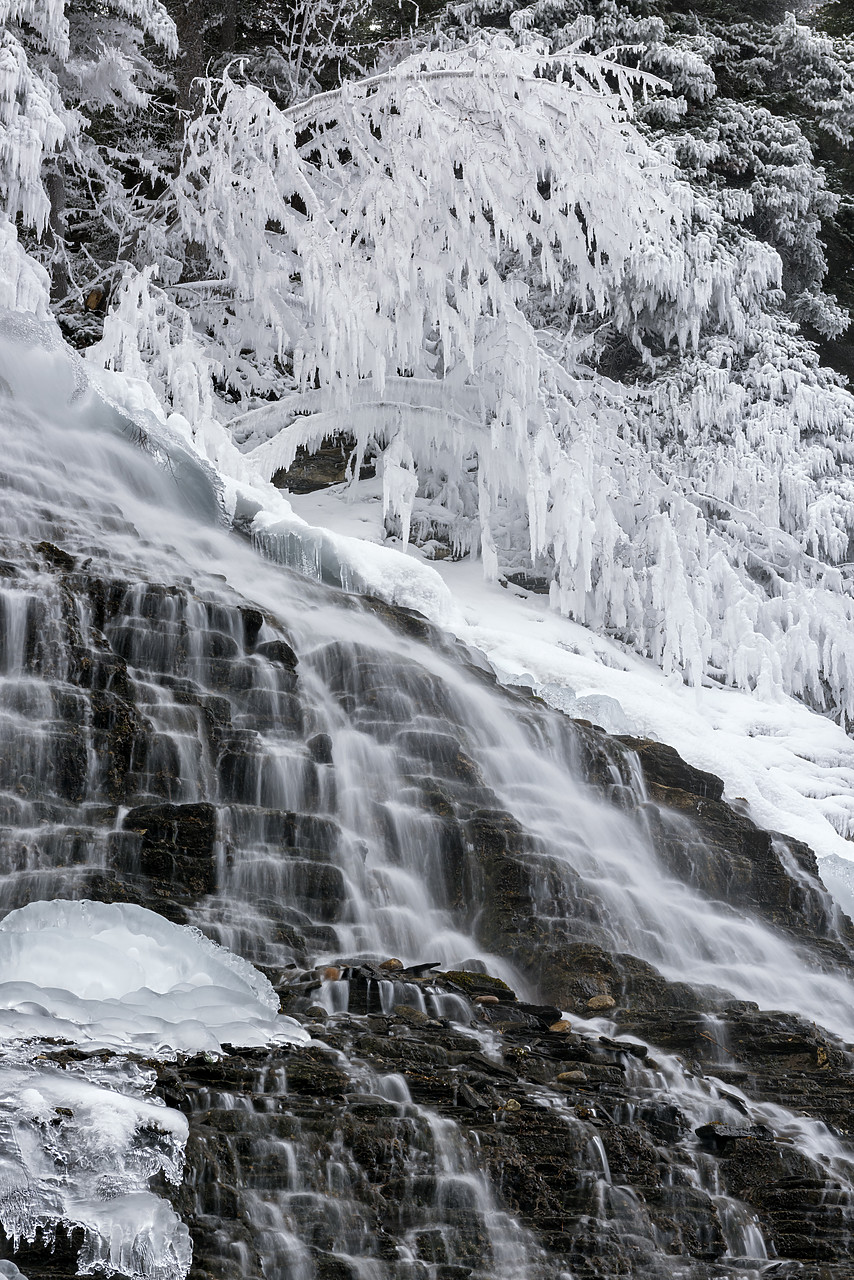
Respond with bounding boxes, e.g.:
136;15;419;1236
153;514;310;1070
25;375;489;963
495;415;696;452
0;899;308;1055
0;902;308;1280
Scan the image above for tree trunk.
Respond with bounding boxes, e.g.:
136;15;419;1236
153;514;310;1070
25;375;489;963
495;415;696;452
171;0;208;119
44;158;71;303
219;0;239;54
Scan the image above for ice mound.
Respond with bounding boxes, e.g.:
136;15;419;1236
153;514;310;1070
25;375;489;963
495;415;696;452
0;1059;191;1280
0;900;309;1053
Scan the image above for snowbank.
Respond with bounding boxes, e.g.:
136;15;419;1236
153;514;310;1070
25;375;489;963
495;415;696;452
0;900;309;1054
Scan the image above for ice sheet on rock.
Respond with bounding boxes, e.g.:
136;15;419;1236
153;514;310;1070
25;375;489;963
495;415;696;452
0;1060;190;1280
251;505;460;627
0;310;224;526
0;1263;27;1279
506;675;632;736
0;901;308;1054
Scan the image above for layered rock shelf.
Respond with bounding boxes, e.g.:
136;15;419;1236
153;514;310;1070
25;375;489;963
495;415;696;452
3;427;854;1279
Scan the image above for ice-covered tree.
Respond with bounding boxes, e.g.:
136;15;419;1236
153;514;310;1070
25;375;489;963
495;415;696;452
93;37;677;406
447;0;854;339
91;28;854;724
7;0;854;727
160;0;446;114
0;0;177;305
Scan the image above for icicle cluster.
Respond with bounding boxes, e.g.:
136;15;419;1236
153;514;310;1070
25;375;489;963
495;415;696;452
0;25;65;233
79;28;854;723
0;0;176;298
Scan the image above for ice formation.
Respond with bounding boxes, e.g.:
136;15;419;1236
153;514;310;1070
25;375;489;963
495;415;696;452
0;1060;191;1280
0;900;309;1054
0;901;308;1280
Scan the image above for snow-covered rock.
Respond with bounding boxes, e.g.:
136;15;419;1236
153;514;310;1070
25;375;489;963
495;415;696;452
0;899;309;1054
0;1061;191;1280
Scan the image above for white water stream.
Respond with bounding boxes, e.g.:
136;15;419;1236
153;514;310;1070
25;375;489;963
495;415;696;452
1;313;853;1278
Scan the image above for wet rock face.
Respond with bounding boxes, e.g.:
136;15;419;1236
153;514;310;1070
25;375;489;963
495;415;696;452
271;435;376;494
5;511;854;1279
119;803;218;903
7;966;854;1280
140;966;854;1280
618;734;841;946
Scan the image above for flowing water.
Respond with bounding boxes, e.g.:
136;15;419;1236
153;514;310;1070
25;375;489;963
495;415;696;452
2;315;854;1278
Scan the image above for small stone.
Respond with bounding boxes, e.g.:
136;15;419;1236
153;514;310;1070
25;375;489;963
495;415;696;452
305;1005;328;1021
503;1098;521;1111
475;994;499;1005
403;961;440;977
586;994;616;1011
556;1070;587;1084
379;958;404;971
695;1121;774;1150
549;1019;572;1032
322;966;342;981
457;1081;490;1109
255;638;298;668
36;540;76;571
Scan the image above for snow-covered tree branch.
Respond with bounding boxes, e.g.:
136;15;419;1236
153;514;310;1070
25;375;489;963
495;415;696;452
5;0;854;725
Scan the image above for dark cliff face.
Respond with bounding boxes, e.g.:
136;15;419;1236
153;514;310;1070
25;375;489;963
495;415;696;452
3;401;854;1279
4;536;854;1280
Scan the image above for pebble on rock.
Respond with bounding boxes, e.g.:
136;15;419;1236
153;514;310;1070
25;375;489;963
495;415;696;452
586;994;616;1011
475;994;500;1004
549;1019;572;1032
503;1098;521;1111
557;1070;587;1083
379;958;405;971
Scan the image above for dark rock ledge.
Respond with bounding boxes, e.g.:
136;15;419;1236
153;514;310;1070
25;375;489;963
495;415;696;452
6;950;854;1280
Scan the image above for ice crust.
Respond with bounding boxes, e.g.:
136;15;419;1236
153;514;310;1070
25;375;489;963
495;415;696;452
0;1060;191;1280
0;901;309;1280
0;900;309;1054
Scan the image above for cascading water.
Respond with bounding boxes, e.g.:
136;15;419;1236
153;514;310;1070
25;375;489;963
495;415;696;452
3;313;854;1279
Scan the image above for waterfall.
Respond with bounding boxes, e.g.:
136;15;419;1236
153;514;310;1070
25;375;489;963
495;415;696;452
2;316;854;1278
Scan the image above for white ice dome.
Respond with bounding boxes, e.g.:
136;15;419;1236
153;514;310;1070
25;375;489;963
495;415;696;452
0;899;309;1054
